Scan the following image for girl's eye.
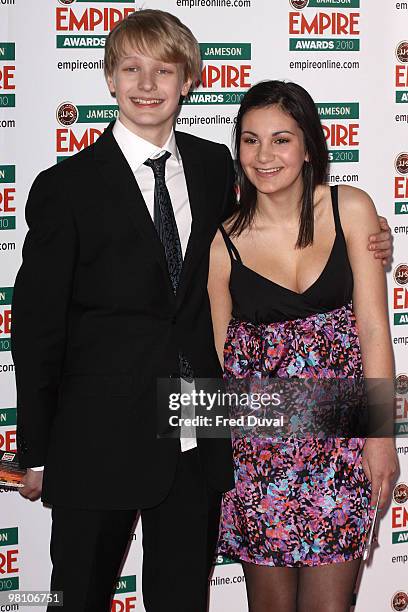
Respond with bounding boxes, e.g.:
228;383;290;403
243;138;257;144
275;138;289;144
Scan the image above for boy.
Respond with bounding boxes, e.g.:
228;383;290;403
12;9;392;612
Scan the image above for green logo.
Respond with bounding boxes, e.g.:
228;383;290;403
290;39;360;52
0;339;11;353
396;203;408;215
305;0;360;6
183;92;246;105
0;409;16;427
0;217;16;231
57;102;118;124
0;167;15;183
396;92;408;103
392;530;408;544
395;312;408;325
0;528;17;547
317;103;359;119
0;576;19;592
0;288;13;305
56;35;106;48
214;554;236;566
395;422;408;435
114;575;136;594
0;94;15;108
0;43;15;61
77;105;118;123
200;43;251;60
329;150;359;163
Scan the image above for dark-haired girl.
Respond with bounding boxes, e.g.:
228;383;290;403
208;81;397;611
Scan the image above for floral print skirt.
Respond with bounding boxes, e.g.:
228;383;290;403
217;304;372;567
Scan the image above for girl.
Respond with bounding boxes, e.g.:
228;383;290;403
208;81;398;612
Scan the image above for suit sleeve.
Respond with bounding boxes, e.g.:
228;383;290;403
11;171;77;468
220;145;237;223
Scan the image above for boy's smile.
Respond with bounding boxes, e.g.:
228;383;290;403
107;49;192;146
130;97;164;107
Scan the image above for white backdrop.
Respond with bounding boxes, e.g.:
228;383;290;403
1;1;408;610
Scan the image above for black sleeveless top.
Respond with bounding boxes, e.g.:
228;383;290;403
220;186;353;325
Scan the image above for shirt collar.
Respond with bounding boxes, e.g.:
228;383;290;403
112;118;180;172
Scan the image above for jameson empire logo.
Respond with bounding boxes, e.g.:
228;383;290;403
288;0;360;52
395;153;408;215
392;591;408;612
396;374;408;396
183;43;251;106
394;264;408;326
0;528;19;592
0;288;12;353
392;484;408;545
394;264;408;286
0;409;17;453
396;41;408;103
57;101;118;124
56;102;116;161
0;42;16;108
55;1;135;49
317;102;359;163
0;165;16;232
111;575;136;612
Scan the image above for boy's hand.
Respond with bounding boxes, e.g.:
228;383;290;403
19;468;43;501
368;215;392;266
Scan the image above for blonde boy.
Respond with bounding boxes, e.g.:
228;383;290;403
13;9;235;612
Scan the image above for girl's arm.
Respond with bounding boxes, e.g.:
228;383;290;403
340;185;398;510
207;230;233;368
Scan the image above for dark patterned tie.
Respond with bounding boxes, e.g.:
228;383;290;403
144;152;194;382
144;152;182;292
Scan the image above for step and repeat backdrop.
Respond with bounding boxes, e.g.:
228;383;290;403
1;0;408;610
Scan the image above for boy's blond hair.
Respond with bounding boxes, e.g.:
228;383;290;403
104;9;201;84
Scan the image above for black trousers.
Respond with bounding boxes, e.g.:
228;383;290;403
48;449;221;612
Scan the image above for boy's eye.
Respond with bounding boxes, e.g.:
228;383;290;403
157;68;172;74
124;66;139;72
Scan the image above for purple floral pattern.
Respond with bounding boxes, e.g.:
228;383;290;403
217;303;372;567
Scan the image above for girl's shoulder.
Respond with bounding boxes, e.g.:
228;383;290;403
336;185;379;238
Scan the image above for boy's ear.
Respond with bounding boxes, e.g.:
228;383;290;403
106;73;116;97
181;78;193;97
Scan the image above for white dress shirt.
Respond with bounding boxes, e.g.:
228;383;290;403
113;119;197;452
113;118;192;257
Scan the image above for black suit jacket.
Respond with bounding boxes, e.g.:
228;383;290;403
11;123;235;509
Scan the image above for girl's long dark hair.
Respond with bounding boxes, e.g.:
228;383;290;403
229;80;329;248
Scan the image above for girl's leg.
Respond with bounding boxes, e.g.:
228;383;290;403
297;558;361;612
242;562;298;612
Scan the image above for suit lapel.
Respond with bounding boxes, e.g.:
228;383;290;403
176;132;212;304
92;123;174;296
